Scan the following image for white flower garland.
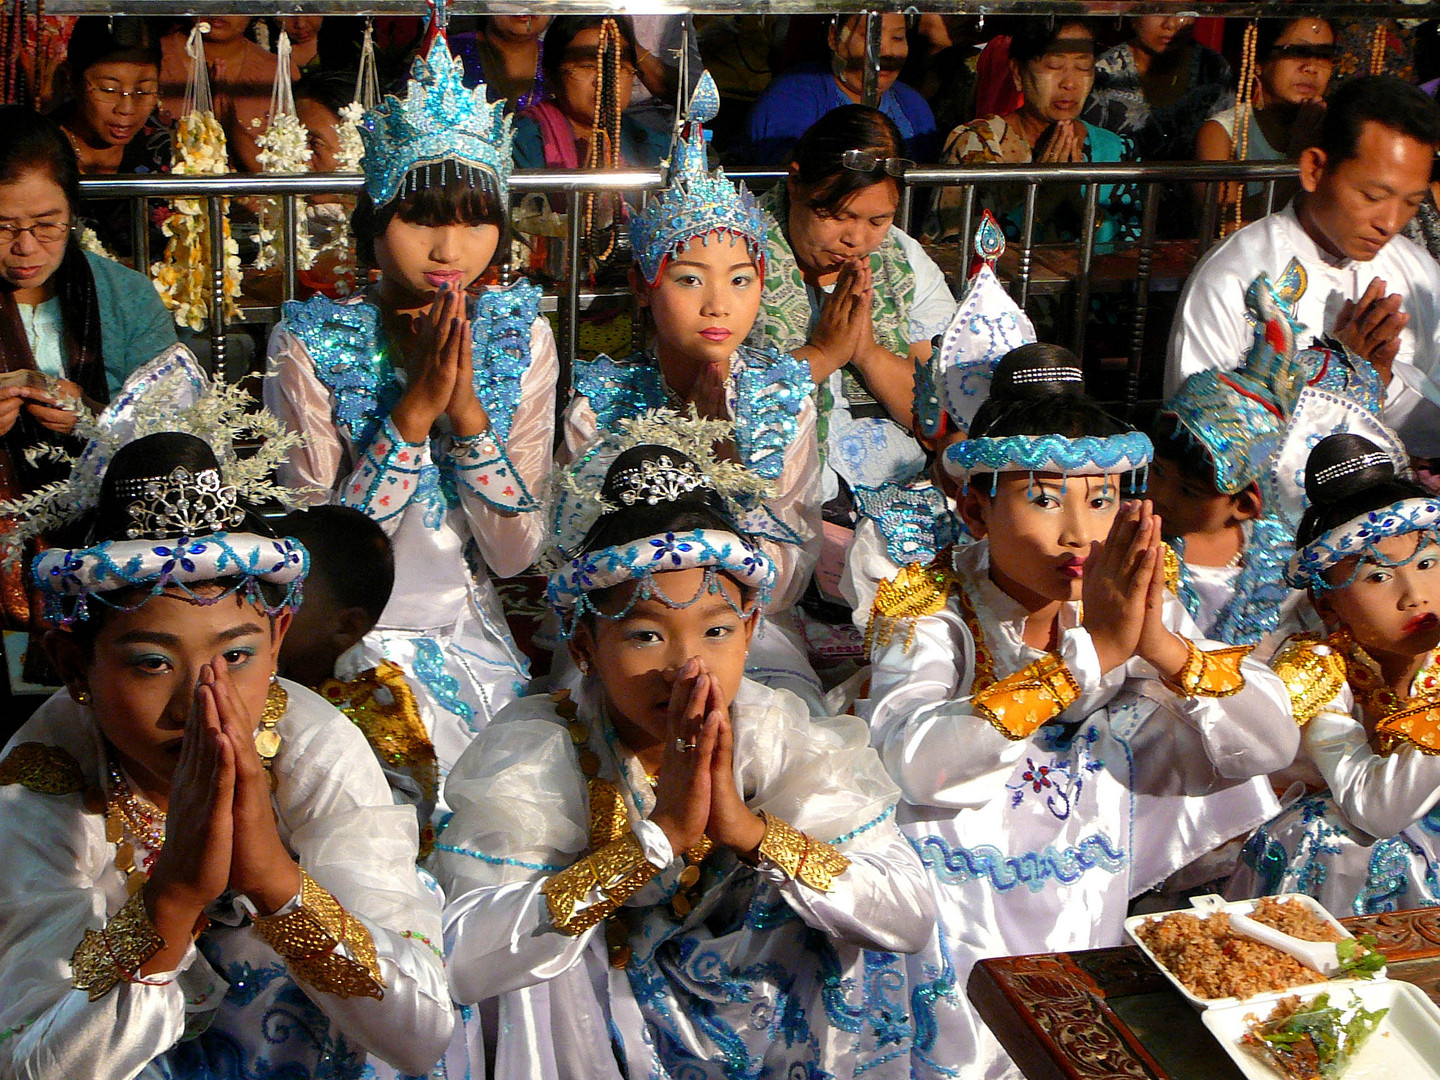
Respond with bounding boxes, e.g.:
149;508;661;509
252;111;314;272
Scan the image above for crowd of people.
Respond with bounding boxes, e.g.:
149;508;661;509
4;5;1440;1080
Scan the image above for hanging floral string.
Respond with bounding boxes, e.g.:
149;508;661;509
252;30;313;273
1225;20;1259;238
150;23;242;331
579;17;627;277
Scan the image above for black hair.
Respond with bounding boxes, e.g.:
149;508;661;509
1008;17;1094;68
64;16;163;80
351;181;507;266
293;69;357;120
540;15;639;89
1142;405;1221;489
1295;433;1432;551
0;106;108;411
1255;16;1333;62
278;504;394;626
788;104;907;216
969;343;1126;441
1316;75;1440;165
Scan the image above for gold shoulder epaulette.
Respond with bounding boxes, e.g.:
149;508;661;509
1162;542;1182;596
1270;634;1348;726
866;552;959;654
0;742;87;796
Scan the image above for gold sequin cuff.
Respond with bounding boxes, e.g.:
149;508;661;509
542;832;662;937
1270;635;1347;726
757;812;851;893
71;892;165;1001
971;653;1081;740
1376;704;1440;755
253;871;385;1000
1163;639;1250;699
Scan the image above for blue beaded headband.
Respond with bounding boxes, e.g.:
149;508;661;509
1286;498;1440;591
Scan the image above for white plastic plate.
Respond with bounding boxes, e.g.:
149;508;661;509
1201;979;1440;1080
1124;893;1383;1010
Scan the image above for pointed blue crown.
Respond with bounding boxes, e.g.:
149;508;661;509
631;72;770;283
360;31;513;208
1160;272;1306;495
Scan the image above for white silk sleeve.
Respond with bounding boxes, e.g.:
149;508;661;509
436;711;606;1003
838;519;897;630
1125;598;1301;783
559;395;597;466
264;324;351;505
1307;703;1440;840
270;683;454;1075
866;608;1107;810
451;317;558;577
0;785;214;1080
754;397;821;611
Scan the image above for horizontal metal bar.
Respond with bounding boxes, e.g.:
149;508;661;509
41;1;1436;19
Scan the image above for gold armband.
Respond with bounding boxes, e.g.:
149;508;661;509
866;557;958;654
253;871;384;1000
1376;703;1440;756
757;812;850;893
1163;639;1250;699
971;653;1081;740
71;891;165;1001
1270;634;1348;726
542;832;662;936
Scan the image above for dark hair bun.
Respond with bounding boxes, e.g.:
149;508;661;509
90;432;272;543
1303;433;1399;507
988;343;1087;403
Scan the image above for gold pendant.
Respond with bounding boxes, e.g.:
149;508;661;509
114;841;135;873
254;729;282;759
126;869;149;895
255;681;287;764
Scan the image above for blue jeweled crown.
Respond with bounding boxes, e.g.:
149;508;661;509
360;15;513;208
631;71;769;283
1160;271;1305;495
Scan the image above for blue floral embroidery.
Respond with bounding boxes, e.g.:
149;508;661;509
1356;837;1417;915
911;832;1127;892
1007;725;1105;821
574;352;669;430
411;638;475;724
853;477;966;566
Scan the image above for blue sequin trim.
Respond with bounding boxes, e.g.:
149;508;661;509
1173;516;1293;646
910;832;1127;892
832;805;897;846
573;352;668;430
852;478;962;566
731;345;809;482
411;638;476;724
471;281;541;444
947;431;1153;477
433;842;564;873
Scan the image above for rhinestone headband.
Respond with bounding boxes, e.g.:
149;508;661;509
1009;367;1082;385
117;467;245;541
612;454;712;507
1311;452;1392;489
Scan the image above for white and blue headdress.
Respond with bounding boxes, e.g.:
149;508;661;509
629;71;769;285
943;351;1153;490
359;0;513;208
915;211;1036;438
547;411;776;636
1158;271;1305;495
1286;433;1439;591
0;346;310;626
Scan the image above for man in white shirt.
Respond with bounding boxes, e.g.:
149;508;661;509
1168;75;1440;454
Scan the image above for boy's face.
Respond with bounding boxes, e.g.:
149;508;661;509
570;567;756;740
51;590;288;803
961;472;1122;605
1319;533;1440;663
640;233;763;368
1147;455;1237;540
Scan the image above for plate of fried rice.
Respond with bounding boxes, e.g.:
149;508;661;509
1125;894;1386;1010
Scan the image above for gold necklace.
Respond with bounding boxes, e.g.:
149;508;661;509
105;757;166;894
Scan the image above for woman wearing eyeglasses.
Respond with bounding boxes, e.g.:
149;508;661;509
0;106;177;634
1195;18;1335;222
51;16;171;262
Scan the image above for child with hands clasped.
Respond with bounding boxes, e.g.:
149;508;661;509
0;429;452;1080
1230;433;1440;915
865;346;1299;1080
564;72;822;711
265;14;556;779
438;417;934;1080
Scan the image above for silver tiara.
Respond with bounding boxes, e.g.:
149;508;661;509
118;467;246;541
1311;452;1392;488
612;455;711;507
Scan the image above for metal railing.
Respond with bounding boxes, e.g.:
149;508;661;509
80;157;1301;410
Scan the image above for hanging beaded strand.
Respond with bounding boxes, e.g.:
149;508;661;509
1369;23;1388;77
580;17;625;274
105;757;167;895
1228;21;1259;237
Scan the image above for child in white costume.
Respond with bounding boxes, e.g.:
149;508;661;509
1230;433;1440;916
562;73;823;711
866;348;1299;1079
437;416;935;1079
0;369;452;1079
265;9;556;775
